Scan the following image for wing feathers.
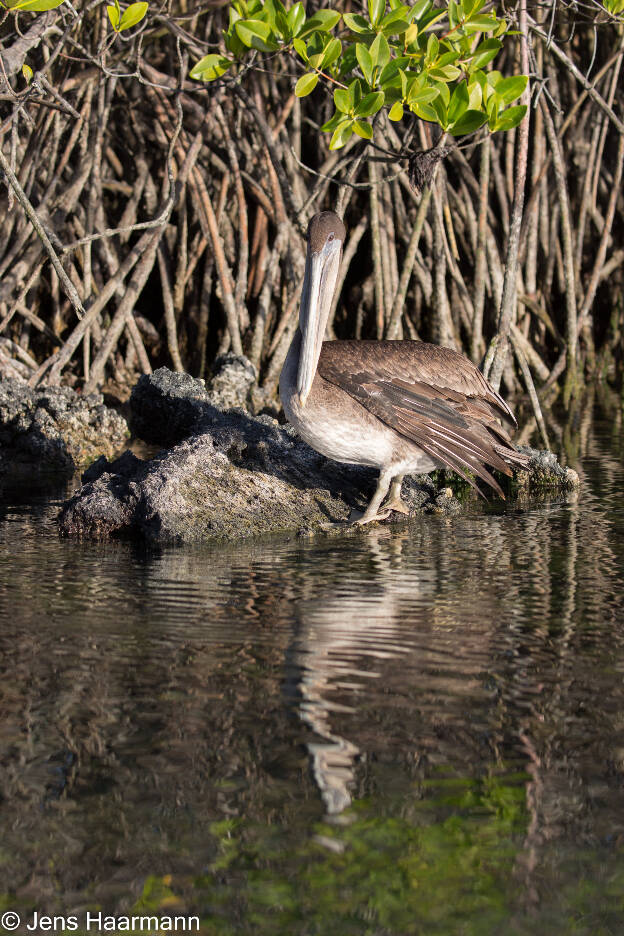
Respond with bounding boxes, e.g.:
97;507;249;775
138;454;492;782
317;340;528;497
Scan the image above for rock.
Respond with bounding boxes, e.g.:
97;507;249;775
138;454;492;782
81;449;144;485
128;358;257;448
0;378;129;482
58;368;578;545
128;368;213;447
515;446;580;490
59;411;387;542
206;353;257;410
58;469;138;538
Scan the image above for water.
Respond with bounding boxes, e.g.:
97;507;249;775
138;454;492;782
0;392;623;935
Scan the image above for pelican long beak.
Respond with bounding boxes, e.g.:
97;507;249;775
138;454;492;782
297;238;342;407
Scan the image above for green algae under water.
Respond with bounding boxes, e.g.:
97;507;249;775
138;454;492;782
0;390;623;935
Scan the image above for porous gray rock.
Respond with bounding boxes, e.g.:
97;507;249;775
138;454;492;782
59;410;391;542
515;446;580;490
58;368;579;544
0;378;129;481
128;368;212;447
206;353;257;410
128;358;257;448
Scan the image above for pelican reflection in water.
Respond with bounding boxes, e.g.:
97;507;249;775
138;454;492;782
287;531;432;815
280;211;528;523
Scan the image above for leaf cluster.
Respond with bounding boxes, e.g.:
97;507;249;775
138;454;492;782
106;0;148;33
0;0;149;29
190;0;528;149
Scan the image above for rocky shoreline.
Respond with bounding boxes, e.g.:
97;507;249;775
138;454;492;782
0;378;129;483
55;364;579;544
1;363;579;543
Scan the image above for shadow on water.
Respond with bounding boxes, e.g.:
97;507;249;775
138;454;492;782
0;388;623;934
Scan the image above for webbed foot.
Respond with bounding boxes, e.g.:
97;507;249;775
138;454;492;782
380;496;411;517
348;507;392;525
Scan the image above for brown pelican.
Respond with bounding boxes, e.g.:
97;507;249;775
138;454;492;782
280;211;529;524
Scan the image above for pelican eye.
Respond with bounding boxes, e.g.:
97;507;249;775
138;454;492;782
327;232;335;242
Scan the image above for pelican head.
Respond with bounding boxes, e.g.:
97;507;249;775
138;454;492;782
297;211;345;407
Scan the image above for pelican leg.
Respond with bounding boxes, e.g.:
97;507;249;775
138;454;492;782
379;474;411;516
349;468;393;525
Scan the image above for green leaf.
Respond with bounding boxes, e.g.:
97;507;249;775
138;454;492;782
189;53;231;81
320;109;344;132
389;100;404;120
494;103;527;131
465;13;498;31
432;79;450;106
380;7;410;34
294;72;319;96
382;86;402;108
464;0;485;16
429;64;462;81
235;19;277;51
449;108;487;135
411;0;431;20
437;50;461;66
469;37;502;70
286;0;305;35
355;90;384;116
9;0;64;10
342;12;371;33
353;119;373;139
275;9;290;37
426;33;439;62
118;1;148;31
430;92;448;126
471;69;487;95
448;81;469;124
321;37;342;68
334;88;351;113
408;86;439;105
263;0;276;27
348;78;363;107
329;119;354;150
378;64;399;88
494;17;508;37
107;3;120;29
22;63;33;82
406;75;423;100
356;43;374;85
292;37;307;60
369;32;390;70
421;9;446;32
411;101;438;122
299;8;341;36
467;79;482;109
487;93;499;129
368;0;385;27
404;22;419;46
493;74;527;104
379;57;408;86
264;0;288;36
225;28;245;56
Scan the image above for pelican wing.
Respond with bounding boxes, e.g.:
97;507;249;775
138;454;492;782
318;340;528;497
